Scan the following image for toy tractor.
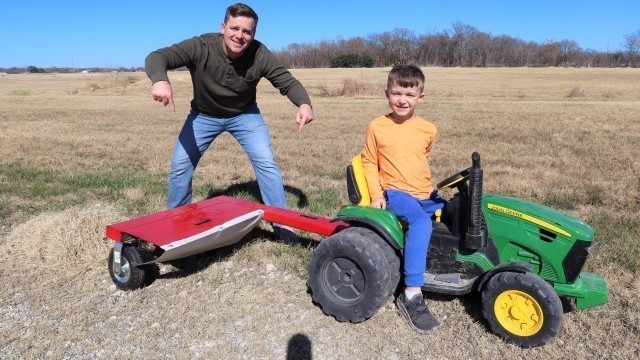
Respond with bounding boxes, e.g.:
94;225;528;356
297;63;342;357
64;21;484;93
104;152;606;348
306;152;607;347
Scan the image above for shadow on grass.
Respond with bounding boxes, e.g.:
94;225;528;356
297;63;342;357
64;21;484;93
420;291;494;335
455;291;486;322
155;227;268;281
287;333;312;360
151;223;317;283
205;181;310;208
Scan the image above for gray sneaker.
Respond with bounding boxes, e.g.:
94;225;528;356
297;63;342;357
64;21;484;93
397;293;440;334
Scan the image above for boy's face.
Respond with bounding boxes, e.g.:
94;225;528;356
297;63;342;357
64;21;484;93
385;82;425;121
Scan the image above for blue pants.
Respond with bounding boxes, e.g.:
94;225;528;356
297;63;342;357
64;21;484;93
385;189;445;287
167;106;287;210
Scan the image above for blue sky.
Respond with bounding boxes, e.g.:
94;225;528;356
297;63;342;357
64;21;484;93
1;1;638;68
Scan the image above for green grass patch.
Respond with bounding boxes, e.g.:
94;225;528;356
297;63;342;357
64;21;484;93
193;182;346;218
8;90;31;96
541;183;606;211
0;163;166;223
0;199;9;220
268;244;313;278
300;188;345;216
542;195;579;210
587;214;640;273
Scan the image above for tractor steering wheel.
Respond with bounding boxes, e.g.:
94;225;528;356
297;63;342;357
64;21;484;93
436;167;471;190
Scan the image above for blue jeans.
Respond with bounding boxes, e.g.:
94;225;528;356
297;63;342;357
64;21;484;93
385;189;445;287
167;106;287;210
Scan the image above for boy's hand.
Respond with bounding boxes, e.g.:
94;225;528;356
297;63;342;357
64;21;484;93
370;197;386;209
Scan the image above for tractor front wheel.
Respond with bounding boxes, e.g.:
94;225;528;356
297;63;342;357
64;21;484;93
108;246;147;291
481;271;563;347
307;227;400;323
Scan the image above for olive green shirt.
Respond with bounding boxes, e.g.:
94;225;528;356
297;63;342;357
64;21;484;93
145;33;311;118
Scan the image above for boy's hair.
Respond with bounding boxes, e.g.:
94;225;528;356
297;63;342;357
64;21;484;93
224;3;259;28
387;64;425;92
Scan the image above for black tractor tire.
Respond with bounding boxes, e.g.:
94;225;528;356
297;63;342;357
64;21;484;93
346;226;401;290
108;246;147;291
308;227;400;323
481;271;564;348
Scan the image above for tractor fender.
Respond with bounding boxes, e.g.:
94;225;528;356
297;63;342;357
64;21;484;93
333;216;402;250
477;262;533;292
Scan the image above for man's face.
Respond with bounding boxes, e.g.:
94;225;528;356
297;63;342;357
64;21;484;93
385;82;425;121
220;15;256;60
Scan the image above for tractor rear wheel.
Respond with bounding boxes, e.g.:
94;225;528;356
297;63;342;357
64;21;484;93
308;227;400;323
481;271;563;347
345;226;401;290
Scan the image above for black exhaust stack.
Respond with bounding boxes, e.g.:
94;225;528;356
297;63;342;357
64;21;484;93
465;152;485;249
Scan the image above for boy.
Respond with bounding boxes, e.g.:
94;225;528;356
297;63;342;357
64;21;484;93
361;64;444;334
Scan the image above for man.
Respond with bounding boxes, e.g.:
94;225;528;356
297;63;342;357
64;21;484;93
145;3;312;244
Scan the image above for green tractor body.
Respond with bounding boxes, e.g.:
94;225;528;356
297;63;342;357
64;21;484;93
336;193;606;310
308;152;607;347
482;194;606;310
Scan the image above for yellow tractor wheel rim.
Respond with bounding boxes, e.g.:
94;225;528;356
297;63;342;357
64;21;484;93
494;290;544;337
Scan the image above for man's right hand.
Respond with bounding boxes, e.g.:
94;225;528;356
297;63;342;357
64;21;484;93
151;80;175;114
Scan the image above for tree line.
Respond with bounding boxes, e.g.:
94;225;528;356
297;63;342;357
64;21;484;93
274;23;640;69
3;24;638;73
0;66;143;75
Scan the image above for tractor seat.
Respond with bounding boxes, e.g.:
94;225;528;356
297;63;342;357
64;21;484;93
346;155;441;221
347;155;371;206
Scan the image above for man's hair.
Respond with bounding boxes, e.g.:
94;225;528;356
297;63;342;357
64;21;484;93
224;3;259;28
387;64;425;92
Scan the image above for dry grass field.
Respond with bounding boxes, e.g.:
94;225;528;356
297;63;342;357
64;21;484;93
0;67;639;359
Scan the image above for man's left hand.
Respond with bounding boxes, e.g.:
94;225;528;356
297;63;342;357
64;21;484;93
296;104;314;133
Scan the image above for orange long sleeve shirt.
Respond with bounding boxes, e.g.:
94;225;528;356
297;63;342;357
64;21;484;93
361;114;437;201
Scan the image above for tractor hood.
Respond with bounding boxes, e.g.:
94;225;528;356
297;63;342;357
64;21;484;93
482;194;594;241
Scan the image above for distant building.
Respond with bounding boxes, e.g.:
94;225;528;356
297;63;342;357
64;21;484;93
81;70;91;74
0;72;7;76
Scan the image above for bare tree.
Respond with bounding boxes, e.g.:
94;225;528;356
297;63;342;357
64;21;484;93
367;29;416;66
451;22;480;66
388;28;417;65
622;31;640;67
557;39;582;66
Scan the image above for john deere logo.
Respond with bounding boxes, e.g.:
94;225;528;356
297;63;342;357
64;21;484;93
487;203;571;238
